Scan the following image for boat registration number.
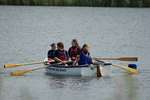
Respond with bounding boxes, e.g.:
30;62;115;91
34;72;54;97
48;68;67;72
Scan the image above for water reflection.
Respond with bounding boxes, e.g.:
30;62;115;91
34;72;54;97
19;87;34;100
47;76;94;90
113;74;139;100
0;77;4;100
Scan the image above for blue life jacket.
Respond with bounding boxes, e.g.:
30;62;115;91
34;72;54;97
78;51;93;65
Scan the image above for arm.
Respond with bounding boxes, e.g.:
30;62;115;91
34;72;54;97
76;48;81;62
53;50;63;63
54;57;63;62
54;57;69;64
66;51;69;60
47;50;50;58
73;55;80;65
88;54;93;64
68;48;71;57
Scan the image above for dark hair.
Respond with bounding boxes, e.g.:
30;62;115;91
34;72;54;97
82;44;88;49
72;39;80;48
57;42;64;49
50;43;56;47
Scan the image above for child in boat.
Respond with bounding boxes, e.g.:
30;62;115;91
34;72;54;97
54;42;69;64
68;39;81;64
78;44;102;77
78;44;93;65
47;43;56;63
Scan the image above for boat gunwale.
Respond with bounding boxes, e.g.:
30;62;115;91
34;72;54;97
46;64;95;68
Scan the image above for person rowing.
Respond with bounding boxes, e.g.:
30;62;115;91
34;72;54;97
78;44;102;77
78;44;93;65
68;39;81;65
54;42;70;64
47;43;56;64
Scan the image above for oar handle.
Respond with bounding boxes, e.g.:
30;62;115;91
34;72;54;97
94;59;112;66
96;58;118;60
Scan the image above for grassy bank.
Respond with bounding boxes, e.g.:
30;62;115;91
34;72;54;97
0;0;150;7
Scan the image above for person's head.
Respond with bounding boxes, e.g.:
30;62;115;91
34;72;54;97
72;39;79;47
57;42;64;50
50;43;56;50
82;44;89;53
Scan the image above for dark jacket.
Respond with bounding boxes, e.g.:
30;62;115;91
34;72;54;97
47;50;56;59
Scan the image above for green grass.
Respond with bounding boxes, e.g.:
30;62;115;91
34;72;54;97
0;0;149;7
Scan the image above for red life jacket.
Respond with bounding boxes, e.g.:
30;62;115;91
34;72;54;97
69;47;79;61
57;50;68;61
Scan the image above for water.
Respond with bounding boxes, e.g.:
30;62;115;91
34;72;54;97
0;6;150;100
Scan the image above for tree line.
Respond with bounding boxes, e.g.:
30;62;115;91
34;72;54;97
0;0;150;7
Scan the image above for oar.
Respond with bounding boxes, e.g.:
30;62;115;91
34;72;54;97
94;56;138;61
95;60;139;74
96;65;102;77
111;64;139;74
4;61;45;68
10;61;72;76
10;66;47;76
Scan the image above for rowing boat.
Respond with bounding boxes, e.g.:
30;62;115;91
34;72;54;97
45;64;109;77
6;57;138;76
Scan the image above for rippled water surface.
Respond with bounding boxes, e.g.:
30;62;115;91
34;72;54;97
0;6;150;100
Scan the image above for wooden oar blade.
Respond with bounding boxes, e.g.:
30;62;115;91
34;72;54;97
10;70;32;76
119;57;138;61
112;64;139;74
4;64;22;68
126;67;139;74
4;61;44;68
10;66;47;76
96;65;102;77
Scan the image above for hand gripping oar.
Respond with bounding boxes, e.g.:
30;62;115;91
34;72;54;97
94;57;138;61
95;60;139;74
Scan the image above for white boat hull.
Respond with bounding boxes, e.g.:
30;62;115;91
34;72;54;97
45;64;108;77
